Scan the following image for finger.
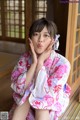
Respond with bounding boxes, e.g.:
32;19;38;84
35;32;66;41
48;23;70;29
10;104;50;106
28;38;34;53
28;38;32;44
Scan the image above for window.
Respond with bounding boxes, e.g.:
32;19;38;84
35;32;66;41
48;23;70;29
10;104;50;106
34;0;47;20
0;0;25;42
0;4;2;36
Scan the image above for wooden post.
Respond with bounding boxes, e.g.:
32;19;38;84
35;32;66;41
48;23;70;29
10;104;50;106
25;0;33;51
79;87;80;102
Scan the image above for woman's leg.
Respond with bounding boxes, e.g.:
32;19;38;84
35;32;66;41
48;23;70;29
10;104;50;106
35;109;50;120
12;99;30;120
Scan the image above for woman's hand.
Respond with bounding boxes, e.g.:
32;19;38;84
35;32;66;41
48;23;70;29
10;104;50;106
38;40;54;64
34;40;54;80
29;38;37;64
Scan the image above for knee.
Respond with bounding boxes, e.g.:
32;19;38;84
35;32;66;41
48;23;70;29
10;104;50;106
35;109;49;120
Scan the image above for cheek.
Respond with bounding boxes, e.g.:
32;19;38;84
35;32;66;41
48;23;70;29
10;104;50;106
31;38;36;45
32;40;37;50
32;41;36;48
45;40;51;48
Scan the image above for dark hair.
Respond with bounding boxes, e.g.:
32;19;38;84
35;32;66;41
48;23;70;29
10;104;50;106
29;18;58;39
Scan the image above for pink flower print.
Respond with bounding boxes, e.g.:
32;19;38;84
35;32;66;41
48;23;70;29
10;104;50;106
44;58;52;68
53;85;62;93
56;102;62;112
54;65;67;75
19;60;23;66
26;61;30;69
47;78;52;87
44;95;54;106
35;101;40;105
44;87;49;94
65;83;71;96
56;93;59;101
17;77;25;85
24;52;30;58
21;95;29;105
53;65;68;80
11;71;20;80
32;100;42;109
53;57;60;66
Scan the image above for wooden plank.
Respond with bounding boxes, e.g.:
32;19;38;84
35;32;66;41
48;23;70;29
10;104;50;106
59;98;78;120
0;52;19;77
68;100;79;120
66;3;73;85
75;110;80;120
79;87;80;102
70;104;80;120
59;88;79;120
0;74;14;111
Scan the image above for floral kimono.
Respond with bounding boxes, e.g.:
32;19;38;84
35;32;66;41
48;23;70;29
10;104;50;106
9;50;71;120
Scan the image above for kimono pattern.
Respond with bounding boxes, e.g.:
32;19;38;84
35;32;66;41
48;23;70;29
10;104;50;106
9;50;71;120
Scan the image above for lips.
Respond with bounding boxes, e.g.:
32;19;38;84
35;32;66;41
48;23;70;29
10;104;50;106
37;44;43;48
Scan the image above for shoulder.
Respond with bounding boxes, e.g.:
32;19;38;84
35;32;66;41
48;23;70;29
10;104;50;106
58;53;70;65
56;52;71;72
18;51;31;61
51;51;71;70
17;51;32;66
20;51;31;59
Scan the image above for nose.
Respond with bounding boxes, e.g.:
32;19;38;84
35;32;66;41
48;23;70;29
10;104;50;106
38;34;43;42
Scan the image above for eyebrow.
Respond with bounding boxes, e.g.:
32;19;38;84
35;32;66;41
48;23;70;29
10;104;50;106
34;31;50;34
43;32;50;34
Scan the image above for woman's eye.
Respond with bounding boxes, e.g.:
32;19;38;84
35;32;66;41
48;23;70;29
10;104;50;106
33;33;39;36
44;34;50;37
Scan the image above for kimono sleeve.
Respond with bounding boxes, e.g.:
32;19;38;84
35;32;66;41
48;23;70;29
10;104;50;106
47;60;71;94
11;53;30;96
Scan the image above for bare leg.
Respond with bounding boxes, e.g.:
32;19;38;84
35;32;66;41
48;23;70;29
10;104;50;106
35;109;50;120
12;99;30;120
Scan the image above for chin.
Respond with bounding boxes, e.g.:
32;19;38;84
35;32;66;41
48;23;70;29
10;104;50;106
36;50;44;55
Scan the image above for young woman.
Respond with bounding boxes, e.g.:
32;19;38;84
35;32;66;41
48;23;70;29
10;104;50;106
9;18;71;120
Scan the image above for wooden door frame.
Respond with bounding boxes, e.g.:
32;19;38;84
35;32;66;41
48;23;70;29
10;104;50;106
66;3;80;96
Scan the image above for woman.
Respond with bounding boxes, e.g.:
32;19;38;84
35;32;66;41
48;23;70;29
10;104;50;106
9;18;71;120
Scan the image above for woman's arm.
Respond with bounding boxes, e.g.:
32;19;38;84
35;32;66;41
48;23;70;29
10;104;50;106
11;53;36;96
47;61;71;95
25;62;37;89
12;99;30;120
11;39;38;95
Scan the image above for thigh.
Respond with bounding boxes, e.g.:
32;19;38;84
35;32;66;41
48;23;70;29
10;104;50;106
35;109;50;120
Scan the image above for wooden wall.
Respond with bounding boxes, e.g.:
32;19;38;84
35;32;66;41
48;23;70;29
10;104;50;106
47;0;69;56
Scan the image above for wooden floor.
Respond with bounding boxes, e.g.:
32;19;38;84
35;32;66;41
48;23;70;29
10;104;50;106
0;52;20;111
0;52;19;77
0;74;14;111
59;88;80;120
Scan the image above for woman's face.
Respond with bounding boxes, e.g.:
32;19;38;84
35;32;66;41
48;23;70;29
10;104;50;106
31;26;53;55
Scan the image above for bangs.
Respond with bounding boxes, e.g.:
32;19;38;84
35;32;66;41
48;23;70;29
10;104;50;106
29;19;48;38
34;22;46;33
29;18;57;38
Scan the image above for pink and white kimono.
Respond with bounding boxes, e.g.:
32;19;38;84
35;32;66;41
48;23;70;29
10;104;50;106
9;50;71;120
